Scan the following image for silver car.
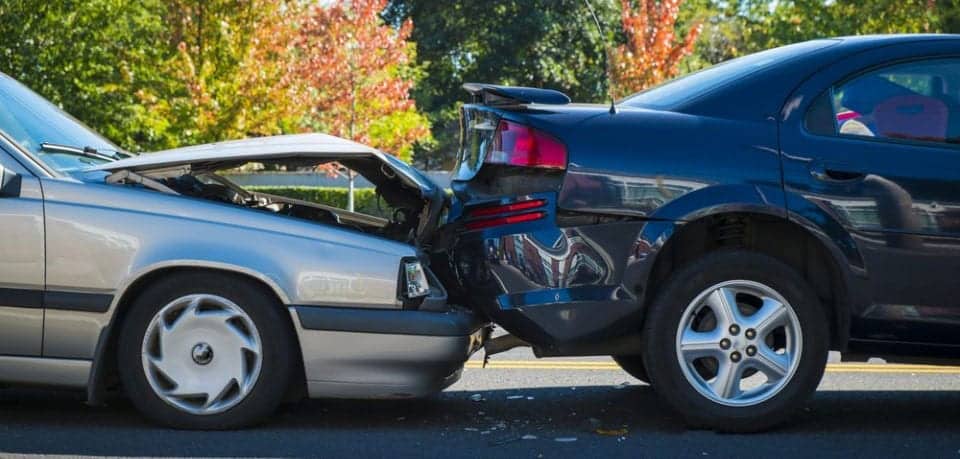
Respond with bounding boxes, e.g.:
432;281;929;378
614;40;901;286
0;72;483;428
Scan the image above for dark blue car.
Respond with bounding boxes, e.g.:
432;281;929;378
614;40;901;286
437;34;960;432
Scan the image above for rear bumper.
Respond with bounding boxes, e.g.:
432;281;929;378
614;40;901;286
444;193;649;348
290;305;485;399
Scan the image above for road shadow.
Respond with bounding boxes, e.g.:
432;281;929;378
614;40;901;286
1;386;959;457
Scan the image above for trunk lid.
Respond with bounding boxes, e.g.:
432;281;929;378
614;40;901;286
454;86;610;183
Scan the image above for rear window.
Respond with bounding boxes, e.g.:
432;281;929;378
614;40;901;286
620;40;839;110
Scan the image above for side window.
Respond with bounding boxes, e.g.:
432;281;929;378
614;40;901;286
806;58;960;146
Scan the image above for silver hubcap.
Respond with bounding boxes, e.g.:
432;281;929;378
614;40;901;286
141;294;263;416
675;280;802;407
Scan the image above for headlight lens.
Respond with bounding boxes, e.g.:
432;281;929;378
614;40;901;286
404;261;430;298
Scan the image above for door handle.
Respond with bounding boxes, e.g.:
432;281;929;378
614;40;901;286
809;161;866;182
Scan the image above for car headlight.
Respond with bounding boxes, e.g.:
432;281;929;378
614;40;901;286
403;260;431;298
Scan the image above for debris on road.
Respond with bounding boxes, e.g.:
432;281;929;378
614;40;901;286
470;393;484;402
596;427;629;436
615;381;631;389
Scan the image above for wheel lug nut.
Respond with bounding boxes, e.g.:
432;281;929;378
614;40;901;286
730;351;742;363
729;324;740;335
746;345;757;356
745;328;756;340
719;338;731;350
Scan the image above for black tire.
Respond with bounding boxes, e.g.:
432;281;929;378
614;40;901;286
641;250;829;432
612;355;649;384
117;271;298;429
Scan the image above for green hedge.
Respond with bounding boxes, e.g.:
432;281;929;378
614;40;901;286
247;186;393;217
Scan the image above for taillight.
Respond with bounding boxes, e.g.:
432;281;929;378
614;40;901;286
463;198;548;230
465;212;546;231
486;120;567;169
467;199;547;218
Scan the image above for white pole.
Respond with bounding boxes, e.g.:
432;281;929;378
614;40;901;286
347;169;355;212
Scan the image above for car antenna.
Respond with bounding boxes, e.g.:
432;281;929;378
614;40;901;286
582;0;617;115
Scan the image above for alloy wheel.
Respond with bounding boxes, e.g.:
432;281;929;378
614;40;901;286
675;280;802;407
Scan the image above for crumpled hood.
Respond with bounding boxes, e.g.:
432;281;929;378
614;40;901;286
90;133;447;245
89;133;438;196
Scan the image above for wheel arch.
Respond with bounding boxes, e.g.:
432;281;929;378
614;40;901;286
637;208;858;351
87;263;305;405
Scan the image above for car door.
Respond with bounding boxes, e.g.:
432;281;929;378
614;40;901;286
781;43;960;346
0;146;44;356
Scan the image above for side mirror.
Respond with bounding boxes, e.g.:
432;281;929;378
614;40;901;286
0;164;22;198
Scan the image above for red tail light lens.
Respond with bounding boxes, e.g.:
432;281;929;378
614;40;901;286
467;199;547;218
464;212;546;230
464;198;548;231
486;120;567;169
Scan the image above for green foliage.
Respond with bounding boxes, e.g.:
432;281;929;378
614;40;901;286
687;0;947;69
383;0;619;169
0;0;174;151
944;0;960;33
246;186;392;218
143;0;305;150
0;0;428;158
742;0;938;52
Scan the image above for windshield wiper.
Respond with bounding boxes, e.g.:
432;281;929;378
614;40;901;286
40;142;120;162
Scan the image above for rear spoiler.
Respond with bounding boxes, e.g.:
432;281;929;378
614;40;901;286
463;83;571;106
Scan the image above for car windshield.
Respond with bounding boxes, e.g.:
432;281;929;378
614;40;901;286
620;40;839;110
0;72;122;175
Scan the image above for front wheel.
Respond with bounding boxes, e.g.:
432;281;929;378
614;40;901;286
118;272;298;429
642;250;829;432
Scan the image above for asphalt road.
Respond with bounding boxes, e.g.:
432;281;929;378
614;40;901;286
2;350;960;458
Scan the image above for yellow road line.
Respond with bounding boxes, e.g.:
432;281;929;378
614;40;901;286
464;360;960;374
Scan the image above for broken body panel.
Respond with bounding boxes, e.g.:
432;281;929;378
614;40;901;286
91;133;447;248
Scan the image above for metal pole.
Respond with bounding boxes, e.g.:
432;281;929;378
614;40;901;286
347;169;355;212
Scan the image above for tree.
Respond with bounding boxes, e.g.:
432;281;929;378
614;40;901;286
0;0;174;151
142;0;306;150
739;0;938;53
608;0;702;97
684;0;943;69
294;0;431;164
0;0;308;153
383;0;618;169
942;0;960;33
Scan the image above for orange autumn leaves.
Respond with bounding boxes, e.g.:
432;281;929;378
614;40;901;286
609;0;702;98
156;0;698;161
161;0;430;163
296;0;430;162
